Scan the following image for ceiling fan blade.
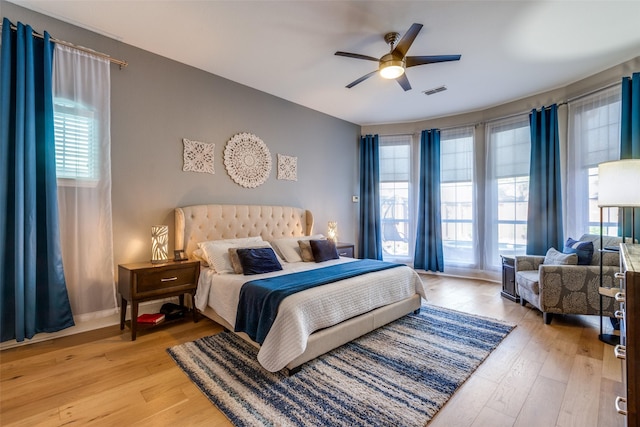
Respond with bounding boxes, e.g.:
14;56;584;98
335;51;379;62
391;23;423;59
396;73;412;91
346;70;378;88
406;55;461;68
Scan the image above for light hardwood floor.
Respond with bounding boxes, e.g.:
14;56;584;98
0;275;626;426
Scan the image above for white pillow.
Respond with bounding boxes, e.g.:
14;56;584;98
192;248;209;267
544;247;578;266
198;237;264;273
270;234;325;263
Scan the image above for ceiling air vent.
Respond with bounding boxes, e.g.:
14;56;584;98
422;85;447;96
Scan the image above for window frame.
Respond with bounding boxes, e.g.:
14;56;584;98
378;134;417;262
440;127;476;267
485;116;531;268
53;98;100;187
567;87;621;238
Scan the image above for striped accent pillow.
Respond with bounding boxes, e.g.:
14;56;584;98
563;238;594;265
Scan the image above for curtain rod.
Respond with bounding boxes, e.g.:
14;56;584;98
566;80;621;103
375;103;571;136
378;80;623;136
2;23;128;69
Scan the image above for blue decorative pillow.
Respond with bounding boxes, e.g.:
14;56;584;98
236;247;283;275
563;238;594;265
310;239;339;262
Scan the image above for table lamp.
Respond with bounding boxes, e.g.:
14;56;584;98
151;225;169;264
327;221;338;243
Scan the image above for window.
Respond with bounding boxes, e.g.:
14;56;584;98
486;117;531;267
54;99;98;183
440;127;475;266
379;135;414;261
567;86;621;238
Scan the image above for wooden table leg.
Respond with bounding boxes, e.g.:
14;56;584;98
120;297;127;330
131;301;138;341
191;291;199;323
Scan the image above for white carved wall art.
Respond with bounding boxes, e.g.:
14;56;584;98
277;154;298;181
224;132;272;188
182;138;215;174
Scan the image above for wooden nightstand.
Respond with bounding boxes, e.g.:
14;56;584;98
118;260;200;340
336;242;355;258
500;255;519;302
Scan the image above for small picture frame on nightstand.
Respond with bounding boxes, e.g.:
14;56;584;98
174;249;188;261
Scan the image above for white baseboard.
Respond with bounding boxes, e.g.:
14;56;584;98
0;297;180;350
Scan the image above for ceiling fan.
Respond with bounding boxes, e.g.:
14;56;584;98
335;23;461;91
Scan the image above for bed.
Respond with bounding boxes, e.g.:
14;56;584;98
175;203;426;373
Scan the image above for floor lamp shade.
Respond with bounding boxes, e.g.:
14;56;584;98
151;225;169;263
597;159;640;208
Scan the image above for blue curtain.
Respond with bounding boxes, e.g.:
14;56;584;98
0;19;74;342
414;129;444;272
526;105;563;255
620;72;640;240
358;134;383;260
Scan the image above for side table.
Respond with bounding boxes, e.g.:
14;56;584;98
500;255;520;302
336;242;355;258
118;259;200;340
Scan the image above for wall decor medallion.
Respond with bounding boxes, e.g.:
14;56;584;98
277;154;298;181
182;138;215;174
224;132;272;188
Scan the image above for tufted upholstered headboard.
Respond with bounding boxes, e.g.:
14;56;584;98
175;204;314;257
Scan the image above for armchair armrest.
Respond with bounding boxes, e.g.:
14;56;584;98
515;255;545;272
537;264;621;316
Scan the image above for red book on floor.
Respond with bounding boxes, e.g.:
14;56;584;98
137;313;165;324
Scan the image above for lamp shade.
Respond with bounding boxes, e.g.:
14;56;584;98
327;221;338;243
597;159;640;207
151;225;169;263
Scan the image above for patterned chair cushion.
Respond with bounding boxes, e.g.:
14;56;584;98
517;270;540;295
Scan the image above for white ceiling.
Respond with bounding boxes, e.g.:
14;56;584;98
8;0;640;125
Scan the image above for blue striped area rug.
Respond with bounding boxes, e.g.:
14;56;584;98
167;303;514;427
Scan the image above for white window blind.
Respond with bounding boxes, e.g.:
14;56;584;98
441;127;475;266
485;116;531;267
491;120;531;179
379;135;413;260
379;138;410;183
571;88;620;169
566;86;621;237
54;100;98;182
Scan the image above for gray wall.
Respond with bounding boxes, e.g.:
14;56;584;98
3;2;362;266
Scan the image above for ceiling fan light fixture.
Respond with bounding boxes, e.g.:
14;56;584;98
379;60;405;79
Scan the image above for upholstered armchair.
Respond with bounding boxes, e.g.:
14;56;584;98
515;234;622;324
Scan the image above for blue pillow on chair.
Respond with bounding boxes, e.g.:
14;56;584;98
563;238;594;265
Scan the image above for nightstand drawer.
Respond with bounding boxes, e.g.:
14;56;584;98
136;266;196;293
336;243;355;258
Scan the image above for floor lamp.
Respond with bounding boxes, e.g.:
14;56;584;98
597;159;640;345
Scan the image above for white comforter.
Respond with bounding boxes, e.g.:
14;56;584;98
195;258;426;372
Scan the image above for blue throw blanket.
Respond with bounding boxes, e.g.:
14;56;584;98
234;259;403;344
